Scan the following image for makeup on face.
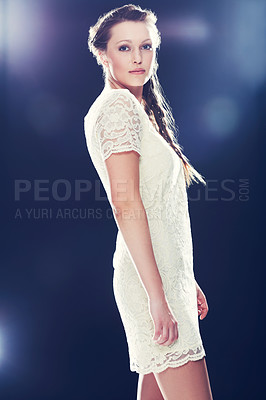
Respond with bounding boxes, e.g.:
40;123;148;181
104;21;155;88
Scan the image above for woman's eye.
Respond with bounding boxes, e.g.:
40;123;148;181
142;44;152;50
118;44;152;51
119;45;129;51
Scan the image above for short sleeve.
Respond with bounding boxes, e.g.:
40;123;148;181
95;91;143;161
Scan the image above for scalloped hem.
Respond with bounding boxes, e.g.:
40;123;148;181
130;345;206;375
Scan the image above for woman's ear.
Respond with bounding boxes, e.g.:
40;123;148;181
98;51;109;67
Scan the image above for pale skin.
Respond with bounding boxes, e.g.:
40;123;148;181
98;20;213;399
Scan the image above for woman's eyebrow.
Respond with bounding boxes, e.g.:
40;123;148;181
115;38;151;44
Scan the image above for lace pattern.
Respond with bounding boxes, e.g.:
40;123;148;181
84;88;207;375
130;346;206;374
95;92;143;161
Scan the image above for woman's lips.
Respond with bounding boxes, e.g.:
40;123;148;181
129;70;145;75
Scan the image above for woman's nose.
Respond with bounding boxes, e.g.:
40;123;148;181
132;48;142;64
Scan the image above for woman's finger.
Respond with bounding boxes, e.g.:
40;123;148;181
200;300;209;319
162;323;175;346
153;324;162;342
202;300;208;313
174;321;179;340
156;324;169;345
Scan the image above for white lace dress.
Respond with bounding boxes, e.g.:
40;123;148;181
84;87;206;375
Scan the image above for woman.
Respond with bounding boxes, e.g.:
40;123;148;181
84;4;213;399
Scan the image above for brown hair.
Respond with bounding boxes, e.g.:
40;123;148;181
88;4;206;188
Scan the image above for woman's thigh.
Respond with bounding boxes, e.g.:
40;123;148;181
137;372;164;400
153;357;213;400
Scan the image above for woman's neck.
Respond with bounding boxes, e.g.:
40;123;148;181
105;76;143;104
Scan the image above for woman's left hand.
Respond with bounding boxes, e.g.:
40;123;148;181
195;280;209;320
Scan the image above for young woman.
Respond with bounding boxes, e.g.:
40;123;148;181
84;4;213;400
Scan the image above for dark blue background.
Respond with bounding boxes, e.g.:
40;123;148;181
1;0;264;399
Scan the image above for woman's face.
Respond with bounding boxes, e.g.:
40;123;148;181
102;21;156;89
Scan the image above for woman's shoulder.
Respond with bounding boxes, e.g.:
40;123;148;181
99;87;143;112
85;87;147;131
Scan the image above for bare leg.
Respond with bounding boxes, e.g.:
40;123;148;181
137;372;164;400
153;357;213;400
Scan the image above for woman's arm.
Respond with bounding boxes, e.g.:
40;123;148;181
105;150;178;346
